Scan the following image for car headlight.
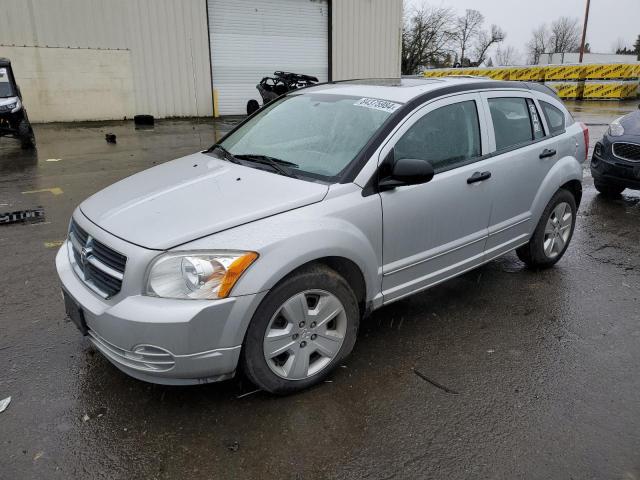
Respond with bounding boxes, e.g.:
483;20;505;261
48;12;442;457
145;251;258;299
608;117;624;137
6;98;22;113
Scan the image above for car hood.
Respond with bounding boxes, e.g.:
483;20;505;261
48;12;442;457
80;152;329;250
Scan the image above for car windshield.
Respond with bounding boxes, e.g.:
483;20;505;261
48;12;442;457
0;68;15;98
219;93;399;181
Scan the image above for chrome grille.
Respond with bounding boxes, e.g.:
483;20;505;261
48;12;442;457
68;219;126;298
613;142;640;162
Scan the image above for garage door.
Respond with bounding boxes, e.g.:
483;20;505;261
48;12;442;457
207;0;329;116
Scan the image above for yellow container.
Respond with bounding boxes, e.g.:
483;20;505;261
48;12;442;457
584;63;633;80
511;66;546;81
545;81;584;98
508;67;525;80
583;80;638;99
544;64;585;81
484;67;511;80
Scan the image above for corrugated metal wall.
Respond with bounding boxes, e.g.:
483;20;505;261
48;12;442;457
0;0;213;119
331;0;402;80
0;0;403;121
208;0;329;115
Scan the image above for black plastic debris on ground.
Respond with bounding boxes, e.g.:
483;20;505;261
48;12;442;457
0;207;45;225
134;114;154;126
105;133;117;143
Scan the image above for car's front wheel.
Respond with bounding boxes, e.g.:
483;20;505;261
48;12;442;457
18;119;36;149
241;264;359;394
516;189;577;269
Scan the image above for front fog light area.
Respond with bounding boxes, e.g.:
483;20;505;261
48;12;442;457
146;252;258;299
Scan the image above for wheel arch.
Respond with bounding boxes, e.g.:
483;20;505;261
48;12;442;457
530;155;583;229
277;256;369;317
560;179;582;208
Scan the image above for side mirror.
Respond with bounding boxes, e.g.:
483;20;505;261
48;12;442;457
378;157;434;191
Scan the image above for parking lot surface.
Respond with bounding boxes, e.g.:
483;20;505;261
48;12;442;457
1;102;639;479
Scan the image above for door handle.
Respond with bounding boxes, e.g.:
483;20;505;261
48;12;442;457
539;148;557;159
467;171;492;184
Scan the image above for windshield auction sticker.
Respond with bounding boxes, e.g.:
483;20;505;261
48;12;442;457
354;98;401;113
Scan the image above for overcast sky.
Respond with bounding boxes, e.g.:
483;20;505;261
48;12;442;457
406;0;639;63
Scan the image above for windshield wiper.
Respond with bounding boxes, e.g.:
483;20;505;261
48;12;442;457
234;154;299;179
209;144;241;164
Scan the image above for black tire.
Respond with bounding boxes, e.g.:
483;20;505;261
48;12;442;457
18;119;35;149
516;189;577;269
241;264;359;395
594;181;624;197
246;99;260;116
134;114;155;126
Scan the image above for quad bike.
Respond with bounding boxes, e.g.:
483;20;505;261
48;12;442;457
0;58;36;149
246;71;319;115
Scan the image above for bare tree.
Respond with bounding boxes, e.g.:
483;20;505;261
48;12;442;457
472;25;506;65
549;16;581;53
495;45;521;66
401;3;457;74
455;9;484;65
526;17;580;64
526;24;550;64
612;37;626;54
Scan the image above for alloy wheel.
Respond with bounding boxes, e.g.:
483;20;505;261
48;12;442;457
543;201;573;259
263;289;347;380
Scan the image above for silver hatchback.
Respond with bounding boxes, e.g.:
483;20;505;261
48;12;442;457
56;77;588;393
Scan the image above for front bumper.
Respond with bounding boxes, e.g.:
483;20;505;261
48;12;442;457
56;241;266;385
591;151;640;190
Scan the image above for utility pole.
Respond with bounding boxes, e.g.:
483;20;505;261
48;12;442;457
578;0;591;63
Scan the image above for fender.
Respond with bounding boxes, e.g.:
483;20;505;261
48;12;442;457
178;185;382;304
529;154;583;233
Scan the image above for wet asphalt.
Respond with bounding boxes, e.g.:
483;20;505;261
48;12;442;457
1;101;639;480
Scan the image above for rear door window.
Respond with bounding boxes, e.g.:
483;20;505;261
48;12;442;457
488;97;534;151
539;100;565;135
393;100;481;174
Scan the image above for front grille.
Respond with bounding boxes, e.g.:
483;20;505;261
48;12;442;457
613;142;640;162
68;219;127;298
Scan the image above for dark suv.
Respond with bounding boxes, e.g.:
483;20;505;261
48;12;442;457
591;106;640;196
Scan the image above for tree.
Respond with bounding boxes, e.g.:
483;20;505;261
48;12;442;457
495;45;520;66
526;17;581;64
472;25;506;65
451;9;505;66
526;25;550;64
401;3;457;74
612;37;626;54
455;9;484;65
549;16;581;53
634;34;640;60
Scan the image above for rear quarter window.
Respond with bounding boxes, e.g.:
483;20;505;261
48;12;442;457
539;100;566;135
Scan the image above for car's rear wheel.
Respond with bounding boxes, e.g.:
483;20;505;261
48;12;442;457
594;181;625;197
516;189;576;269
241;265;359;394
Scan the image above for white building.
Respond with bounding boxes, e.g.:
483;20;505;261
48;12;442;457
0;0;402;122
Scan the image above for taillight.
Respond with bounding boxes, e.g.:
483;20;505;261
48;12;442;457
580;122;589;162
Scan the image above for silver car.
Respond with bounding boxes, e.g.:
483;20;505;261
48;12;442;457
56;77;588;394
